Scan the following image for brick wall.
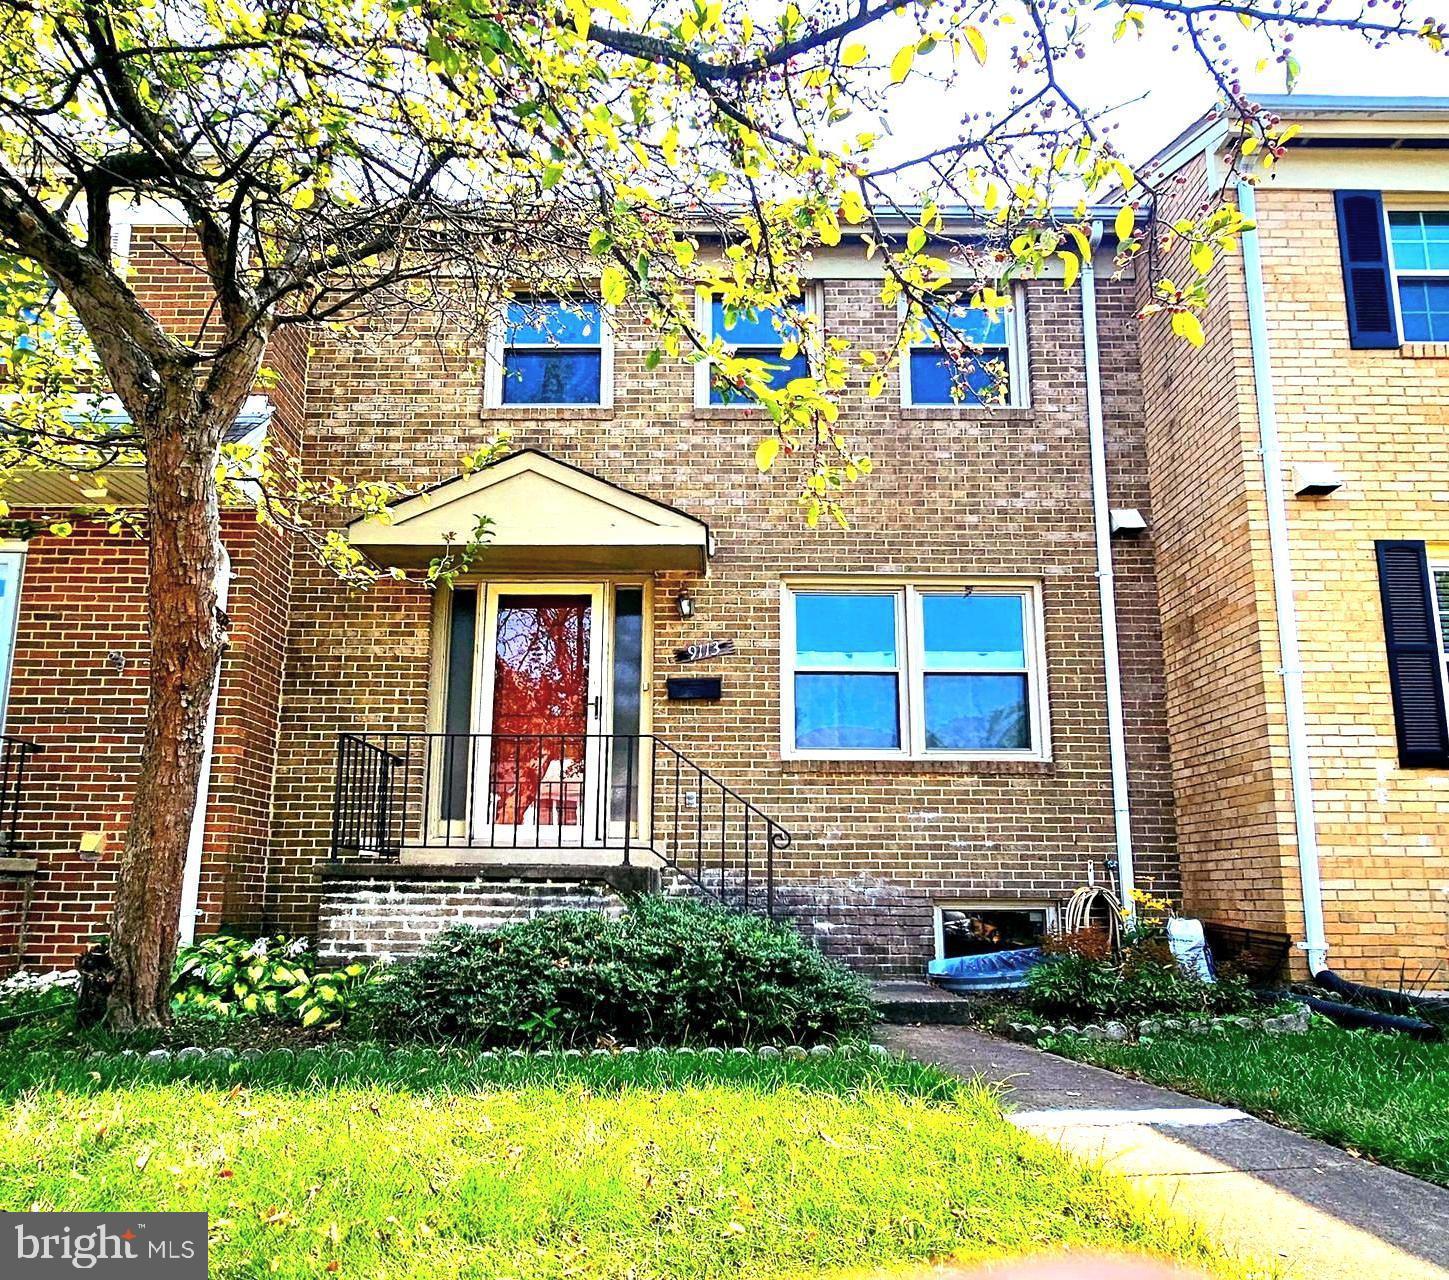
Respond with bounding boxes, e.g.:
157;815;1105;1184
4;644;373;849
3;513;288;969
270;270;1179;974
1136;158;1304;951
1139;158;1449;985
1253;184;1449;983
318;873;627;962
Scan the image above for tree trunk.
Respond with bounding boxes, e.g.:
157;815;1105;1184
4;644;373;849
104;385;228;1031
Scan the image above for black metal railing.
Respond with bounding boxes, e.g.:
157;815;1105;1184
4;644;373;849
331;731;790;916
0;736;41;852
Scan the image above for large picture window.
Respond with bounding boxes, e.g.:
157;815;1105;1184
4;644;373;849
485;298;611;408
781;582;1048;759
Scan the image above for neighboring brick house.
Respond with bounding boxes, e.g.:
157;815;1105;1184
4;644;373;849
2;95;1446;986
1137;95;1449;986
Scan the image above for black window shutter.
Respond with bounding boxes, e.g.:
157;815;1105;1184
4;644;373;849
1375;540;1449;767
1335;191;1399;349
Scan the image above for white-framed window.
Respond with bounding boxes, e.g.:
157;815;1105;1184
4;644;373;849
934;902;1058;960
900;285;1029;408
1387;210;1449;343
0;544;26;728
484;297;613;408
693;288;819;408
1431;561;1449;708
779;580;1050;760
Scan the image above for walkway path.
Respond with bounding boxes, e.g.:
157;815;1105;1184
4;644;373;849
880;1023;1449;1280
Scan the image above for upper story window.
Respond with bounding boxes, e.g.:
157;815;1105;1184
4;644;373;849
697;295;813;407
1388;211;1449;342
902;289;1027;408
781;581;1048;760
485;299;611;408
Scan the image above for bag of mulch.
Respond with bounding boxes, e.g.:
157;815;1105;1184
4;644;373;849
1167;917;1215;984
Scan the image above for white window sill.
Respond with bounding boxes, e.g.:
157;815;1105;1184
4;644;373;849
900;404;1034;419
779;755;1053;776
479;404;614;420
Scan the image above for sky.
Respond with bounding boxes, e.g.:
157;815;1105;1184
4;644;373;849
855;7;1449;175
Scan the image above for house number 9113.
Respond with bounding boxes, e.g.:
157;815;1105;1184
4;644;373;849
674;639;736;663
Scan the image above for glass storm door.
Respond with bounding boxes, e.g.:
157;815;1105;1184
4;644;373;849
474;585;604;846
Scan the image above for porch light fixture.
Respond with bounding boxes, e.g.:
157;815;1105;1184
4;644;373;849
677;590;695;619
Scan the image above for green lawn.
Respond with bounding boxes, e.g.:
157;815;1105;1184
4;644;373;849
0;1046;1261;1278
1046;1023;1449;1186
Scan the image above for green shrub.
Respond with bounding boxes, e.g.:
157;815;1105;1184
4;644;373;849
362;897;874;1048
1023;945;1255;1020
172;934;375;1027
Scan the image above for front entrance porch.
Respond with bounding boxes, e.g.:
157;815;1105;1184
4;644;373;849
331;448;789;932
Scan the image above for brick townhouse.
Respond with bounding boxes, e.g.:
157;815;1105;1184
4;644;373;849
1;95;1446;986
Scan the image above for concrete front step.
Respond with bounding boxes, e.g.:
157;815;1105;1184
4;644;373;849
870;980;977;1025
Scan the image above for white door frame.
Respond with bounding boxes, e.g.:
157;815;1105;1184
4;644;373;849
473;582;606;847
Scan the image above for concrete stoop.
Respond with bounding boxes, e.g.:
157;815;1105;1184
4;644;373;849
869;980;977;1025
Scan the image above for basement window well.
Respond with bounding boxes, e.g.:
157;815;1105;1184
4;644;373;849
934;903;1056;959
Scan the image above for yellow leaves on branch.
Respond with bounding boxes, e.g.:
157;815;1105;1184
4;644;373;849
1114;203;1136;245
755;436;780;473
600;265;628;305
1171;310;1205;348
889;43;915;83
963;26;987;66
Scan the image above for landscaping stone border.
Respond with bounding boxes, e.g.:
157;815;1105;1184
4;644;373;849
81;1041;896;1066
987;1004;1312;1047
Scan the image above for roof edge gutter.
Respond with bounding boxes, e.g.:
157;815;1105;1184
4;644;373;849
1236;179;1329;975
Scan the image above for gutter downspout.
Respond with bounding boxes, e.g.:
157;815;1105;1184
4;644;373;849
1236;180;1330;975
178;547;231;946
1080;223;1137;912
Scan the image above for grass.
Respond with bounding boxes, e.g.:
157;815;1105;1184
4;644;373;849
0;1045;1264;1279
1046;1022;1449;1186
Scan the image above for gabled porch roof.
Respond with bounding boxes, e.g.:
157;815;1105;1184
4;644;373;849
348;448;711;573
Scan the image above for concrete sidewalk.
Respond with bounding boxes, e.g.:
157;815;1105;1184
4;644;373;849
881;1024;1449;1280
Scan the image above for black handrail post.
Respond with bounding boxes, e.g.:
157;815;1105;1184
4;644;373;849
329;735;348;860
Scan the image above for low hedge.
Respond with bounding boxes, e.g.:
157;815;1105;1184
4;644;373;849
360;896;874;1048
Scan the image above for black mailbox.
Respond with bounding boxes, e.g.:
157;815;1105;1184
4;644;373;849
666;676;722;702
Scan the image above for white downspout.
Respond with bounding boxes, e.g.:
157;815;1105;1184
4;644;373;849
178;547;231;945
1236;180;1329;975
1080;224;1137;912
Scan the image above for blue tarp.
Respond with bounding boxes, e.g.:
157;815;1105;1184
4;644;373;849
927;947;1045;992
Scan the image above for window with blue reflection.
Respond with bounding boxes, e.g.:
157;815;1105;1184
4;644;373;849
924;674;1029;750
1398;279;1449;342
920;592;1031;752
1389;211;1449;272
709;299;810;404
908;297;1014;406
792;593;900;749
795;593;897;667
501;300;603;405
922;594;1025;669
1390;212;1449;343
795;674;900;750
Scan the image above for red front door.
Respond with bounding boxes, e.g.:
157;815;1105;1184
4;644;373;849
481;591;597;844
